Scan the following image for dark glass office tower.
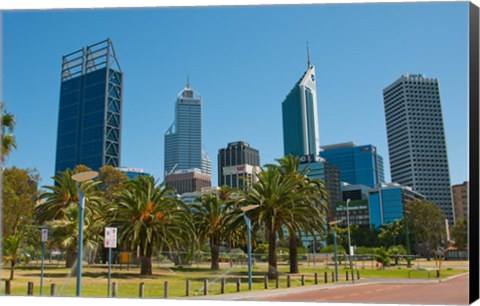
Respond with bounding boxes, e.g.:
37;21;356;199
218;141;260;188
55;39;122;174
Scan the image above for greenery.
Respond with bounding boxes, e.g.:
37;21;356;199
374;247;391;268
451;219;467;249
1;101;17;163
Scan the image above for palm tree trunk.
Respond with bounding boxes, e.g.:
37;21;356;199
267;229;277;279
140;244;153;275
289;235;299;273
66;250;77;268
210;242;220;270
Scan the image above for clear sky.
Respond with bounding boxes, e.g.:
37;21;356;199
2;2;469;187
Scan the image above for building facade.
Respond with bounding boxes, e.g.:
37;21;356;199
117;167;149;180
320;142;385;188
452;181;468;221
383;74;454;224
55;39;122;174
282;65;320;157
164;81;211;177
368;183;426;228
218;141;260;189
165;169;212;194
334;183;371;227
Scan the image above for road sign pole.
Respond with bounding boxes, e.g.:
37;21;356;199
40;241;45;295
108;247;112;297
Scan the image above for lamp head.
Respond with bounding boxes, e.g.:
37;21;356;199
72;171;98;183
240;204;260;213
329;220;343;226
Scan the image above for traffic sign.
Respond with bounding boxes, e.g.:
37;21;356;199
41;228;48;242
104;227;117;248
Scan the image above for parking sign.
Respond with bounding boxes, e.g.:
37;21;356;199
104;227;117;248
41;228;48;242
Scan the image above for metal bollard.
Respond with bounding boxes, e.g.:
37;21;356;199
332;271;335;282
221;278;226;294
324;272;328;283
436;270;440;278
301;275;305;286
112;282;118;297
164;281;169;299
357;270;360;280
264;275;268;289
236;278;241;292
204;279;208;296
50;284;56;296
275;275;279;288
27;282;34;296
314;273;318;285
5;280;11;295
346;271;349;281
287;275;291;287
139;282;144;298
186;279;191;297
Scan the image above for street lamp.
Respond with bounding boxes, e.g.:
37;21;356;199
71;170;98;297
329;220;342;282
346;199;354;283
241;204;260;290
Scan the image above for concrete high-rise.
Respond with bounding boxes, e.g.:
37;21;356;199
320;142;385;188
218;141;260;189
282;59;319;156
383;74;454;224
55;39;122;174
452;181;468;221
164;80;211;177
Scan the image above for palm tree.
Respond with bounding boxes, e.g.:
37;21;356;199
113;176;195;275
1;102;17;163
192;187;242;270
2;234;23;280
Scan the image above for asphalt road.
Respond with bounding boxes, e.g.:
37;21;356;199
252;274;469;304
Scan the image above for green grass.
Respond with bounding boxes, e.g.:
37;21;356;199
0;262;468;298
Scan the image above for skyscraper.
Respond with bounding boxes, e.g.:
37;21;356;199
282;55;319;157
55;39;122;174
164;80;211;176
383;73;454;224
320;142;385;188
218;141;260;189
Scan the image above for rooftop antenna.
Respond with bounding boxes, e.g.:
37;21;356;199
186;74;190;88
306;41;311;69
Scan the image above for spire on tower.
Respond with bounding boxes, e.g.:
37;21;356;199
186;74;190;88
307;41;311;69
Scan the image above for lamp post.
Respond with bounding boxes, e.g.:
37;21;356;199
346;199;354;283
241;204;260;290
39;226;49;295
329;220;342;282
71;171;98;297
404;208;412;267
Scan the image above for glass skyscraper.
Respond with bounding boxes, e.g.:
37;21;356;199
383;74;454;224
55;39;122;174
164;81;211;177
218;141;260;189
320;142;385;188
282;65;319;157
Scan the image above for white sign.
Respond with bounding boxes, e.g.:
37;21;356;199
350;246;355;256
104;227;117;248
41;228;48;242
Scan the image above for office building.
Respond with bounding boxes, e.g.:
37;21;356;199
320;142;385;188
181;186;220;205
117;167;149;180
55;39;122;174
218;141;260;189
383;74;454;224
368;183;426;228
164;80;211;176
282;54;319;157
334;183;371;227
165;168;211;194
452;181;468;221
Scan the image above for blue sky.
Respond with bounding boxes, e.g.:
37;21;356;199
2;2;469;187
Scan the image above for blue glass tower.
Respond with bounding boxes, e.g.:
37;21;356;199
164;80;211;177
320;142;385;188
55;39;122;174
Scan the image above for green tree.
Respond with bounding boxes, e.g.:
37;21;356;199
98;165;129;203
405;199;446;258
2;167;39;237
2;234;23;280
378;219;404;247
374;246;391;268
451;219;468;249
1;102;17;163
387;245;407;265
113;176;195;275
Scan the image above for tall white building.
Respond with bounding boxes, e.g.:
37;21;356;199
383;73;454;224
164;80;212;177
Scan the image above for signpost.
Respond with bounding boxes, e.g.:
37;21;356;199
40;227;48;296
105;227;117;297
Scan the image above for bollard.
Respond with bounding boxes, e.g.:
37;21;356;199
287;275;291;288
204;279;209;296
346;271;349;281
436;270;440;278
27;282;34;296
112;282;118;297
352;270;355;282
164;281;169;299
139;282;144;298
331;271;335;283
186;279;191;297
324;272;328;283
236;278;241;292
314;273;318;285
50;284;56;297
221;278;226;294
275;276;279;288
264;275;268;289
301;275;305;286
357;270;360;280
5;280;11;295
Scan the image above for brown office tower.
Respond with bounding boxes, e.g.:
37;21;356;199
452;181;469;221
165;169;212;194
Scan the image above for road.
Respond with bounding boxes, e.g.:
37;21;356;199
252;274;469;304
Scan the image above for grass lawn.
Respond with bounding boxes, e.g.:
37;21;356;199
0;261;468;298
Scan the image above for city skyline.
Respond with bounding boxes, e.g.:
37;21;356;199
3;2;469;187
